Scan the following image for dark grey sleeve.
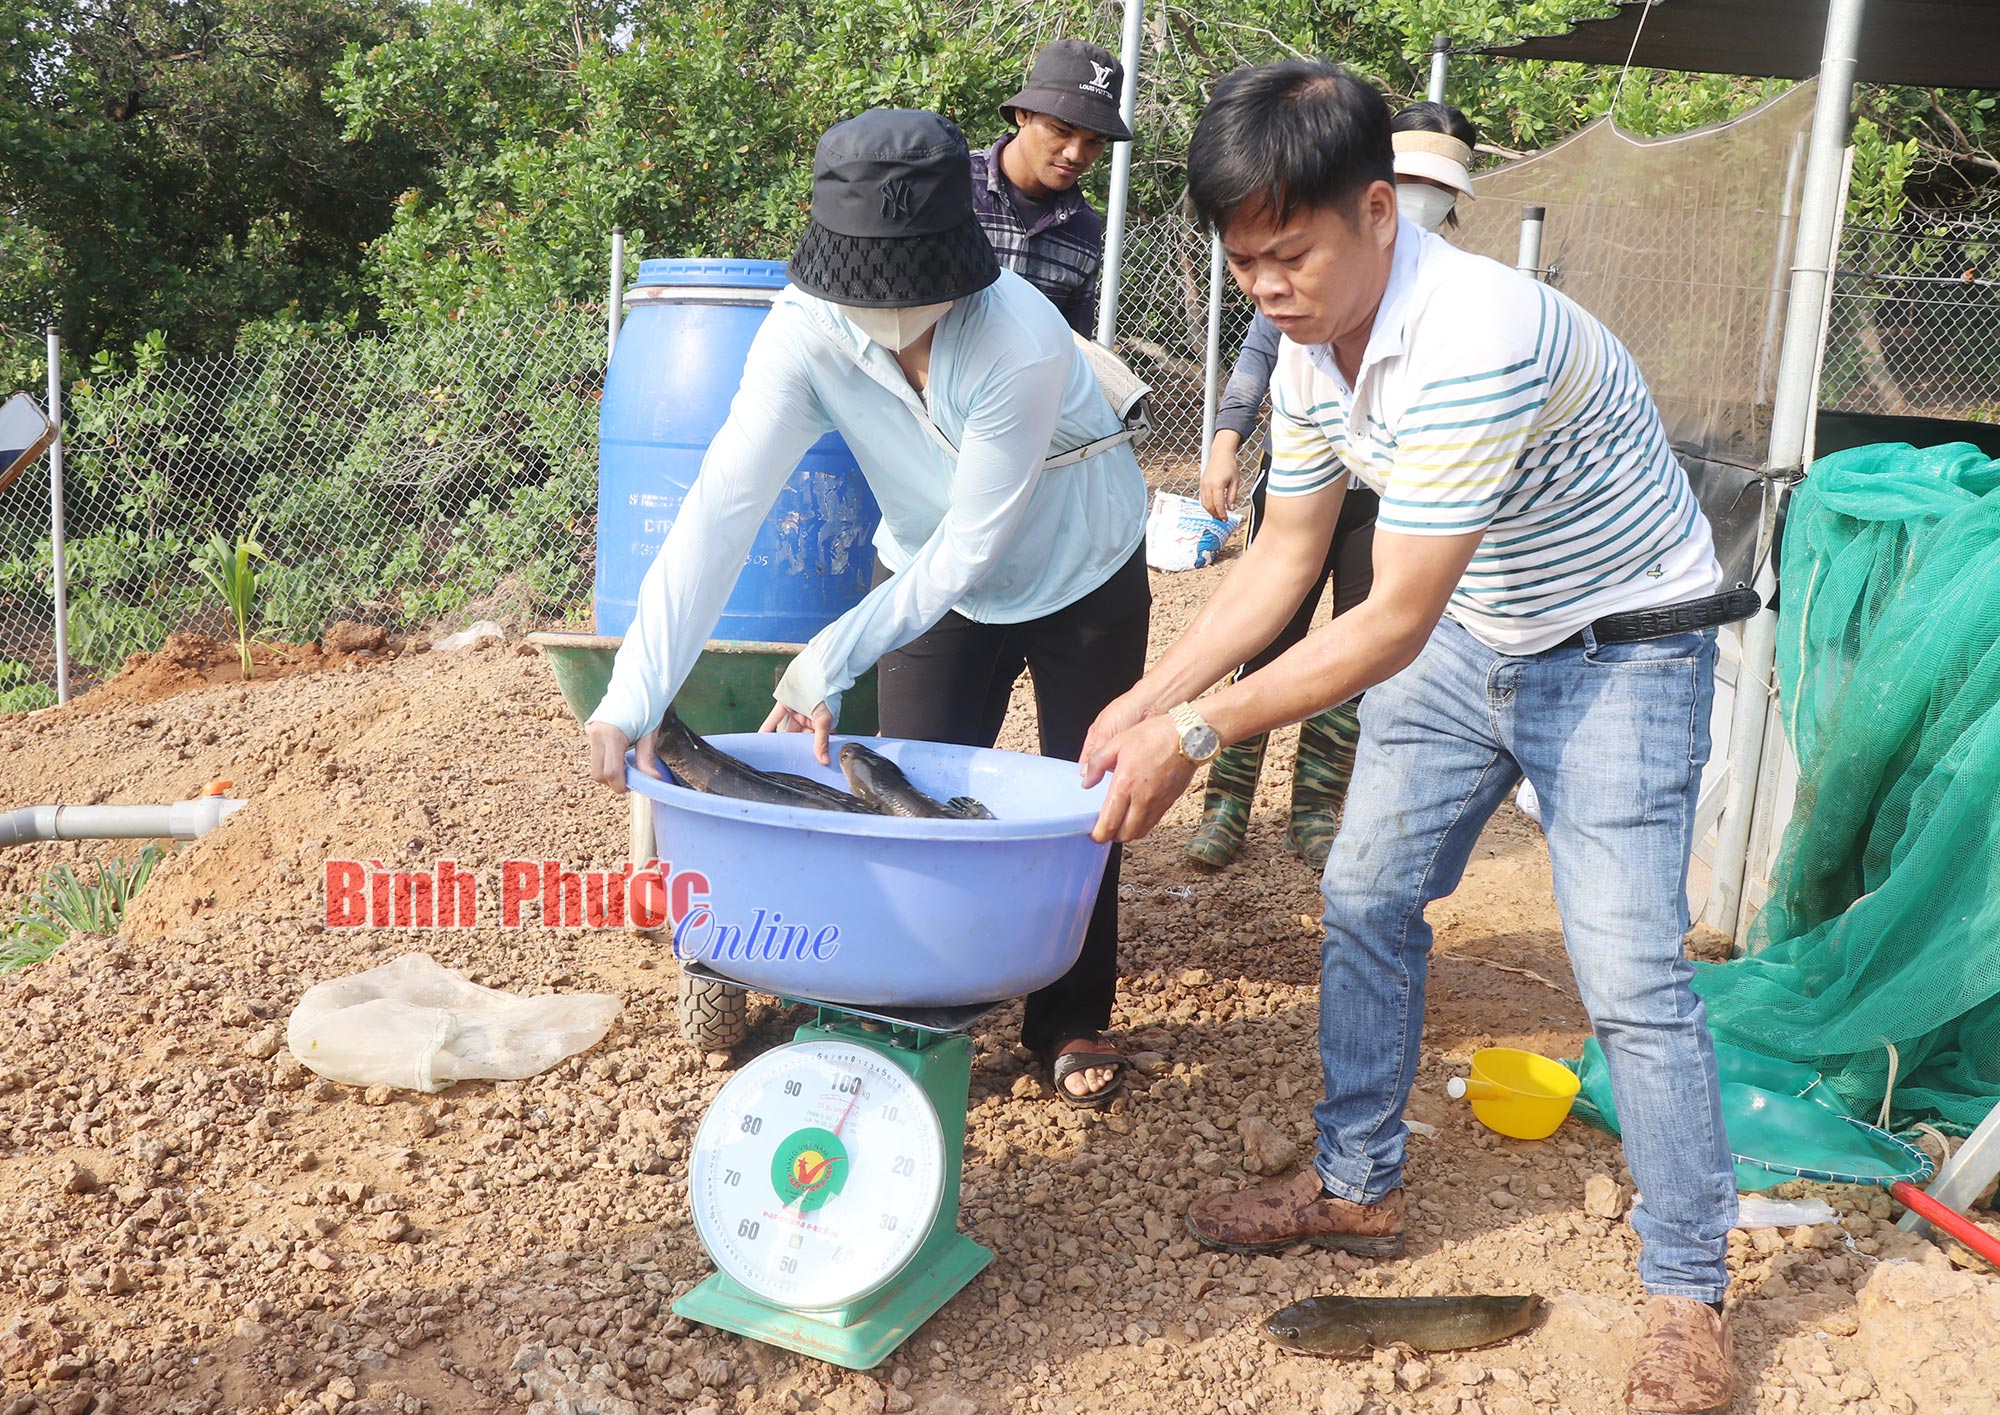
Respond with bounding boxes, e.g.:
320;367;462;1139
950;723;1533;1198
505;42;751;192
1058;279;1099;338
1213;314;1282;440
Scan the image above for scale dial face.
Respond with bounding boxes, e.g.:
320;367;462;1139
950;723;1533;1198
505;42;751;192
689;1038;946;1311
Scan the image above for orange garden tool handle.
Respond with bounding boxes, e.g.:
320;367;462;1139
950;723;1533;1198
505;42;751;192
1890;1180;2000;1269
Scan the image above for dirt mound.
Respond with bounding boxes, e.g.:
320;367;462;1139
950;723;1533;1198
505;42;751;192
0;570;1994;1415
71;631;371;713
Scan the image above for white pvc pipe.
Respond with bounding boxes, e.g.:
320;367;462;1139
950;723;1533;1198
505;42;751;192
1198;233;1227;461
1428;35;1450;103
1704;0;1866;941
45;329;69;704
0;796;248;849
1094;0;1145;348
608;226;626;361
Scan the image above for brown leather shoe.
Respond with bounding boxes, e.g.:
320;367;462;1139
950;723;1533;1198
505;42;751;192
1625;1296;1734;1414
1185;1167;1406;1257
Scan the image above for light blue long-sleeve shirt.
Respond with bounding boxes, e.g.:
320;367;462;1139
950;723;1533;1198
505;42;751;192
589;269;1148;744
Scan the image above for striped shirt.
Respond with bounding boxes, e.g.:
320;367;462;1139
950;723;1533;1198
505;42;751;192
1269;220;1720;653
969;137;1104;336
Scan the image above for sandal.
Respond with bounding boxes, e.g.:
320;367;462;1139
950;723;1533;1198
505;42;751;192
1046;1045;1128;1109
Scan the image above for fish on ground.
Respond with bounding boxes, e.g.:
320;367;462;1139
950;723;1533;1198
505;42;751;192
1261;1294;1545;1357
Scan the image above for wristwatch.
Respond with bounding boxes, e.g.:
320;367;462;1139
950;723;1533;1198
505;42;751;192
1167;702;1221;764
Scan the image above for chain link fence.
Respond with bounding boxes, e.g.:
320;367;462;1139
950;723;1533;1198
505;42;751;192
14;200;1990;707
0;308;604;705
1112;215;1256;500
1822;211;2000;423
4;227;1238;707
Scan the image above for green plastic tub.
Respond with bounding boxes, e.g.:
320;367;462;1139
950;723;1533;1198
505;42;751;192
526;632;880;736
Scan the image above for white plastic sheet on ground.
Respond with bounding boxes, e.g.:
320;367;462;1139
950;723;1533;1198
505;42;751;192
286;953;620;1093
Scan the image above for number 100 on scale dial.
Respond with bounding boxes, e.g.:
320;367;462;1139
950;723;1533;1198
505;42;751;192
689;1039;947;1311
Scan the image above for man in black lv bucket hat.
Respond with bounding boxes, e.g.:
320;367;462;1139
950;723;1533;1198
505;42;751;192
589;109;1150;1108
970;39;1133;335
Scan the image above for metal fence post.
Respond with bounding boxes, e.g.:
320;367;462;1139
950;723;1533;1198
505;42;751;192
1754;134;1809;409
44;328;70;704
1094;0;1145;348
1428;35;1450;103
1198;234;1227;467
1516;206;1547;280
608;226;626;362
1705;0;1867;942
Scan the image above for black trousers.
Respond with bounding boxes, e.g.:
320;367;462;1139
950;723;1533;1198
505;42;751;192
1240;468;1380;677
873;548;1150;1052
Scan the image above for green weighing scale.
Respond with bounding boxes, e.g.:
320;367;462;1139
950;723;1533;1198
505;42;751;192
672;961;998;1370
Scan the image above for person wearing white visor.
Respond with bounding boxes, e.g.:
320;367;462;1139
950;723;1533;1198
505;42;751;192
1186;101;1482;874
1391;100;1478;233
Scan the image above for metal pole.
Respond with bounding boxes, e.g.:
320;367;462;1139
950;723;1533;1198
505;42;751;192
1516;206;1546;280
1427;35;1450;103
1198;233;1227;462
1802;144;1857;471
1754;134;1809;409
607;226;626;362
1760;134;1808;409
1705;0;1866;941
44;328;70;705
1094;0;1145;348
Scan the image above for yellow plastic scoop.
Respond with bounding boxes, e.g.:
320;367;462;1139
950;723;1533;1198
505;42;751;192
1445;1048;1580;1140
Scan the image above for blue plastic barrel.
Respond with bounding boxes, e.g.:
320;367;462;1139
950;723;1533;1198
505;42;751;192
595;258;881;640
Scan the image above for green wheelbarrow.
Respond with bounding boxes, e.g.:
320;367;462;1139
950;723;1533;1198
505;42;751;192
528;631;879;1051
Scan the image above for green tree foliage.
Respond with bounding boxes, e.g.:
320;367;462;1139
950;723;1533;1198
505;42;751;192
323;0;1862;321
9;0;1990;355
330;0;1053;320
0;0;431;361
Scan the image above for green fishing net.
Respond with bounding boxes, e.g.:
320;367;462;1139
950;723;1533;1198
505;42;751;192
1692;441;2000;1133
1568;1039;1933;1191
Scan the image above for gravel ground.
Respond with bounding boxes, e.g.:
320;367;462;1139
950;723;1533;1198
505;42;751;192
1;562;1995;1415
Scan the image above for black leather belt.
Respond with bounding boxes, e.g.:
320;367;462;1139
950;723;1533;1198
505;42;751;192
1559;586;1764;648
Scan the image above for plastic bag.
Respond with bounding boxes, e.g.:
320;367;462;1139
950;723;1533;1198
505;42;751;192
1145;491;1240;572
433;619;506;652
1733;1195;1840;1228
286;953;621;1093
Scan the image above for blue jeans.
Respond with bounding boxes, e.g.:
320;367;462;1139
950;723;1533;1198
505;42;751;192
1312;616;1736;1300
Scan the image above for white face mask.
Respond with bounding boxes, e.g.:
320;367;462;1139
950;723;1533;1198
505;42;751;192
1397;182;1458;234
845;301;952;351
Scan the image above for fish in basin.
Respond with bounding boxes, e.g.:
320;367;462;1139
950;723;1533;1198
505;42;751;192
653;707;878;812
839;742;995;819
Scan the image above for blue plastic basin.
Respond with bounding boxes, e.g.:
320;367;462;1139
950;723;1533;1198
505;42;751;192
626;735;1112;1006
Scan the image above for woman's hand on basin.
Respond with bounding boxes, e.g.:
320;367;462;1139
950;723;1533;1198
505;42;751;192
586;722;662;791
761;700;836;767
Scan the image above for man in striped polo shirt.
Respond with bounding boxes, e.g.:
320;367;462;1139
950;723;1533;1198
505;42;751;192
1081;62;1740;1414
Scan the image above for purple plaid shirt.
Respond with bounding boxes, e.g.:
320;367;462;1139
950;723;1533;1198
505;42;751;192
969;136;1105;336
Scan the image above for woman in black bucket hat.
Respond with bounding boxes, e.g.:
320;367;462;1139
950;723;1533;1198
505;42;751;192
589;108;1150;1107
788;110;1003;307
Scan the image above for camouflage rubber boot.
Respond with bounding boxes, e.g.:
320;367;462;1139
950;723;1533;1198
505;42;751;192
1185;732;1268;870
1287;703;1360;869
